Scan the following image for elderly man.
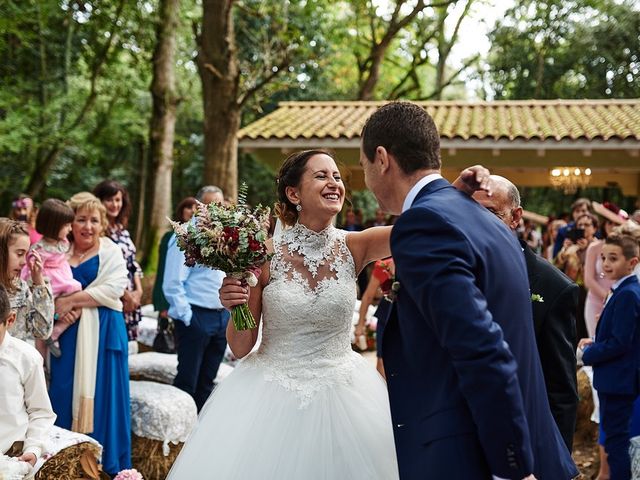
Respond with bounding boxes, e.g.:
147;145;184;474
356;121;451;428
163;185;229;411
473;175;579;452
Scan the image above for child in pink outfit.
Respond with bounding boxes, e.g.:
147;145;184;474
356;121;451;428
21;199;81;358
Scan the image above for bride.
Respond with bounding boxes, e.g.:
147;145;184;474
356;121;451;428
167;150;485;479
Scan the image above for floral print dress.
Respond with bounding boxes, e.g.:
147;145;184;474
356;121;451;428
108;225;143;341
9;278;54;344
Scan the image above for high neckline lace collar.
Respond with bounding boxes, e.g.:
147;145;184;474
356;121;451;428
282;222;337;277
291;222;333;236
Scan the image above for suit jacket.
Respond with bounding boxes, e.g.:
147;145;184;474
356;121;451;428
384;178;577;480
522;241;579;452
583;275;640;395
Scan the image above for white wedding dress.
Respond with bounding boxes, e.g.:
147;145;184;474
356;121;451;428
167;223;399;479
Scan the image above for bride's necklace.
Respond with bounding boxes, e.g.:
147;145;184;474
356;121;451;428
285;222;334;277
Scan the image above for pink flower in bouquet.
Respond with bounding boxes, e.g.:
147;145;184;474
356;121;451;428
114;468;144;480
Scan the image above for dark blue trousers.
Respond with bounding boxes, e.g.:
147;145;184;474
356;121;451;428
600;393;636;480
173;305;229;411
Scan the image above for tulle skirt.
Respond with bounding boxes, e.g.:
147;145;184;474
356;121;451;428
167;352;399;479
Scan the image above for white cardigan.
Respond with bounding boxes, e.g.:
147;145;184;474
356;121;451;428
72;237;127;433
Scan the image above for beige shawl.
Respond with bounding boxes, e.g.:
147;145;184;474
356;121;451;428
72;237;128;433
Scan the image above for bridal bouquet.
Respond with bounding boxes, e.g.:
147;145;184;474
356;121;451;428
170;184;272;330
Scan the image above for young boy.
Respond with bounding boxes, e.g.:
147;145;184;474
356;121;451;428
0;285;55;467
580;233;640;480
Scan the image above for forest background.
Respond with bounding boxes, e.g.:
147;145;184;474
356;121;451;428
1;0;639;265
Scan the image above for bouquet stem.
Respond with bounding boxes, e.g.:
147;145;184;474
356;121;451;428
231;303;257;331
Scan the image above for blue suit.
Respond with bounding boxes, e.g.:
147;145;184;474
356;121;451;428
583;275;640;479
384;178;577;480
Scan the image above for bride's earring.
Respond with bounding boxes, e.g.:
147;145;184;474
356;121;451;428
296;204;302;212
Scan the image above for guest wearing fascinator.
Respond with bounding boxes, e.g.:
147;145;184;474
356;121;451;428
10;195;41;245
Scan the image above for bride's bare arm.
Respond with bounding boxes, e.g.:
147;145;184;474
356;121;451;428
223;239;272;358
346;226;392;274
347;165;492;273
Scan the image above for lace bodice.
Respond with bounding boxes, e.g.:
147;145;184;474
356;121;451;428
244;223;361;407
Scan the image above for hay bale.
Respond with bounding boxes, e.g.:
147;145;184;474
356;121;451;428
137;341;154;353
35;442;106;480
575;367;598;443
131;434;184;480
132;435;183;479
129;352;177;384
129;381;197;479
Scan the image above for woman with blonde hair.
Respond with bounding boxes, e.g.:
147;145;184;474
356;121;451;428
48;192;131;475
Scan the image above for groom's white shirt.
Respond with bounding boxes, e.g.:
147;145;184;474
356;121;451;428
401;173;442;213
400;171;516;480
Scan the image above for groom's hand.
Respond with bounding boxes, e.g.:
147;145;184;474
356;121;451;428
453;165;492;196
219;277;250;310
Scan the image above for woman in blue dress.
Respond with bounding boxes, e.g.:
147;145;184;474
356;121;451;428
49;192;131;475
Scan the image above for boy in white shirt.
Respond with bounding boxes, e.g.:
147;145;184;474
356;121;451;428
0;285;55;466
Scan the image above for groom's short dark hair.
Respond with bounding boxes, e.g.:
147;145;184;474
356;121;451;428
361;102;441;174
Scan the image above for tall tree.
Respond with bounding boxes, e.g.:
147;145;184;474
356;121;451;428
142;0;181;262
385;0;479;100
0;0;153;205
24;0;128;196
347;0;477;100
353;0;432;100
196;0;240;199
487;0;640;99
194;0;328;199
432;0;476;99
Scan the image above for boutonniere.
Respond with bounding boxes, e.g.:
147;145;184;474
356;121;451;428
381;279;401;303
531;293;544;303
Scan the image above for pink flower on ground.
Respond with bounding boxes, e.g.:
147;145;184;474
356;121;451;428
114;469;144;480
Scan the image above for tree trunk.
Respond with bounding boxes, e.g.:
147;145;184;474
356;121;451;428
358;45;385;101
197;0;240;200
142;0;180;268
134;140;147;249
26;147;62;197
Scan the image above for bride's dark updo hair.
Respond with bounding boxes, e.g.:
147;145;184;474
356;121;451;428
275;149;335;226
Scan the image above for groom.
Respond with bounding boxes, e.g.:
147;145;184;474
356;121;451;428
359;102;577;480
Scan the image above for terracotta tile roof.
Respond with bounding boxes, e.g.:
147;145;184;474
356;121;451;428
238;100;640;142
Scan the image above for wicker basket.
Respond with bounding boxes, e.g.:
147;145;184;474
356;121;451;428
35;442;107;480
131;434;184;480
